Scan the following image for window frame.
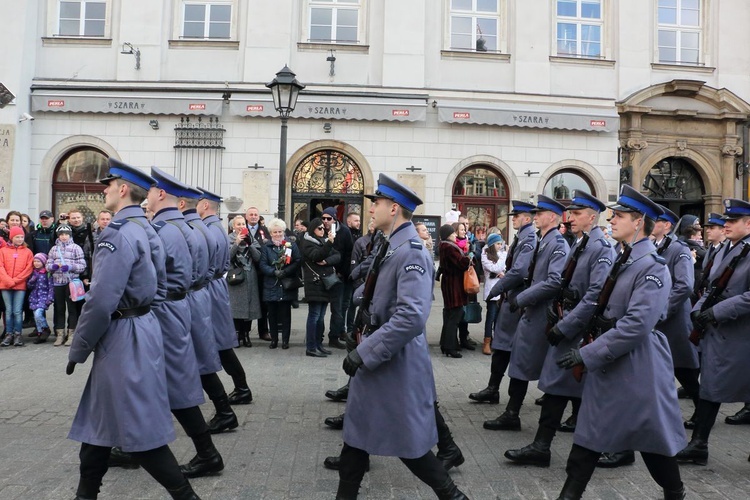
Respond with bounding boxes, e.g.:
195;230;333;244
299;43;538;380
656;0;703;65
447;0;503;53
554;0;604;59
303;0;366;45
51;0;110;38
179;0;235;40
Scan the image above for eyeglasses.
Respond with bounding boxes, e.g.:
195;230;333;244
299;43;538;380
315;226;324;230
321;216;333;221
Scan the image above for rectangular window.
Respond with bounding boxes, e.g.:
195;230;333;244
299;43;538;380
556;0;602;58
58;0;106;37
309;0;360;43
449;0;499;52
657;0;701;64
182;1;232;39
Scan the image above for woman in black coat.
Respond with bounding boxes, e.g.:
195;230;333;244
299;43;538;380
300;217;341;357
259;218;302;349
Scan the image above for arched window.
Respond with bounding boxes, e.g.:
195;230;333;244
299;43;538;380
52;147;109;223
451;166;510;241
542;169;594;202
290;149;365;224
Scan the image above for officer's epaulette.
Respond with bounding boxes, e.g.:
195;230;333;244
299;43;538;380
673;238;688;248
107;219;129;231
410;239;424;250
598;238;612;248
152;220;167;233
651;253;666;264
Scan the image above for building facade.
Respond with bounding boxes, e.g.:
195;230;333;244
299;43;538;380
2;0;749;237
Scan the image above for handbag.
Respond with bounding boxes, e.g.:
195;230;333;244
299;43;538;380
463;301;483;324
69;279;86;302
280;276;303;290
226;262;245;286
464;265;480;294
306;262;342;290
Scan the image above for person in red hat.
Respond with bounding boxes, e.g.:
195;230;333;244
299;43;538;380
0;227;34;347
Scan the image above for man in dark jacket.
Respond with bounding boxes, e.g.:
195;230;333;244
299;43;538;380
322;206;354;349
245;206;271;341
32;210;57;255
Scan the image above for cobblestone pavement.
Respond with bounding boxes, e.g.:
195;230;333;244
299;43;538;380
1;292;749;499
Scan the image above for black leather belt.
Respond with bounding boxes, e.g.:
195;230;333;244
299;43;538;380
190;283;207;292
166;291;187;301
111;305;151;320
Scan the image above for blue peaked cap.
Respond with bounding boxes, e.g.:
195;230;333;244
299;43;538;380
722;198;750;219
657;206;679;225
608;185;663;221
99;158;156;190
532;195;566;216
365;173;423;212
198;187;223;203
706;212;725;227
509;200;536;215
566;190;606;212
151;167;198;198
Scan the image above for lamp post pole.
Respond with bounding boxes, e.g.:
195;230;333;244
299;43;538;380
266;65;305;224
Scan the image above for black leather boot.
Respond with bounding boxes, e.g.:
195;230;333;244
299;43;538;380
75;478;101;499
227;387;253;405
504;440;551;467
725;403;750;425
323;455;370;471
180;432;224;478
596;450;635;468
324;413;345;430
664;484;686;500
558;414;577;433
335;479;360;499
325;383;349;402
468;385;500;404
483;410;521;430
675;438;708;465
556;477;587;500
108;447;140;469
208;395;239;434
166;482;201;500
435;408;464;471
434;478;469;500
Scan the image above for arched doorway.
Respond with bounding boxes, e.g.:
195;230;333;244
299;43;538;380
542;169;595;203
451;166;510;240
291;149;365;224
52;147;109;223
642;157;704;218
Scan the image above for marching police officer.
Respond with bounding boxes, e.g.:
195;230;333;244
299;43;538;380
148;168;224;477
555;185;686;500
336;174;467;499
676;199;750;465
179;190;239;433
469;200;536;409
505;190;614;467
67;159;200;499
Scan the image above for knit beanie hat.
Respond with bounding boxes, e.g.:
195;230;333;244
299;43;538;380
322;207;338;219
486;233;502;247
33;253;48;266
439;224;455;241
9;227;25;240
56;224;72;235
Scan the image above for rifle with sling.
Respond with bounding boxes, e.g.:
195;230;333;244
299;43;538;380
352;231;391;345
546;232;589;334
656;236;672;255
572;241;633;382
689;242;750;346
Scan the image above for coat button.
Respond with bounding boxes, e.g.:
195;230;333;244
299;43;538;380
606;355;614;361
601;369;606;373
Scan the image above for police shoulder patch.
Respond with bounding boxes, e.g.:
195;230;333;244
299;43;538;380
107;219;129;231
97;241;117;253
522;243;534;251
597;257;613;266
645;274;664;288
152;220;167;233
552;250;566;256
404;264;426;274
678;253;692;260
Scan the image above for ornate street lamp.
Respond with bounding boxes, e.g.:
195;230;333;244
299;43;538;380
266;65;305;222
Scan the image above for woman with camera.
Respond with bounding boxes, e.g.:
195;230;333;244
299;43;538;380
300;217;341;358
227;215;262;347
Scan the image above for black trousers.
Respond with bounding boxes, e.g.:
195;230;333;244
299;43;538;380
200;372;227;401
53;285;79;330
339;443;451;490
565;443;682;492
266;301;292;343
218;349;248;390
691;399;722;441
172;406;209;438
78;443;187;496
328;283;345;341
506;378;529;412
536;394;580;443
440;307;464;351
674;367;701;407
488;349;511;387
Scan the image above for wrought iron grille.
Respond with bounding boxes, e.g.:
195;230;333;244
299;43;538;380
643;158;703;200
291;150;364;195
174;117;225;193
